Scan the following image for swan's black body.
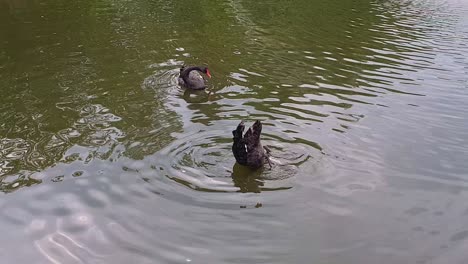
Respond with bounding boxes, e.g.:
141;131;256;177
232;120;271;169
178;66;211;90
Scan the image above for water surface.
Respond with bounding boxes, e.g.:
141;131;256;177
1;0;468;263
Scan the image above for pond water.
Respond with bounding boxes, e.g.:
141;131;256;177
1;0;468;263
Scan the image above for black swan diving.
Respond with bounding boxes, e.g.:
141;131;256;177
232;120;271;169
178;65;211;90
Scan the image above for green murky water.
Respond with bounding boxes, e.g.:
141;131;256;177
1;0;468;263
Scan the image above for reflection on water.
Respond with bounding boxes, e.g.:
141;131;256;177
1;0;468;263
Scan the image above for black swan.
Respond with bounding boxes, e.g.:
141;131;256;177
178;66;211;90
232;120;271;169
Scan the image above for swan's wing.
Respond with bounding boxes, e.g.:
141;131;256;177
187;71;206;89
232;121;247;165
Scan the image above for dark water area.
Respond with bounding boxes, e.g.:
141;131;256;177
0;0;468;263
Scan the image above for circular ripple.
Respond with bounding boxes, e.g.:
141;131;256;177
154;127;311;193
142;58;185;95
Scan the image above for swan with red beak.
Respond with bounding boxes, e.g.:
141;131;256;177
178;65;211;90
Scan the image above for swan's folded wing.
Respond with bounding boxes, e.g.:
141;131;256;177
232;121;247;165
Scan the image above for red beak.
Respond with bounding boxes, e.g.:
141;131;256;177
206;69;212;78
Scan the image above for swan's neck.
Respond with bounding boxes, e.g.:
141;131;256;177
180;66;202;79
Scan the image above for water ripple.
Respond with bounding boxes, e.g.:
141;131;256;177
152;124;311;193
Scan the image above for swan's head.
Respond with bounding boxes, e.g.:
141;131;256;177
200;67;211;78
